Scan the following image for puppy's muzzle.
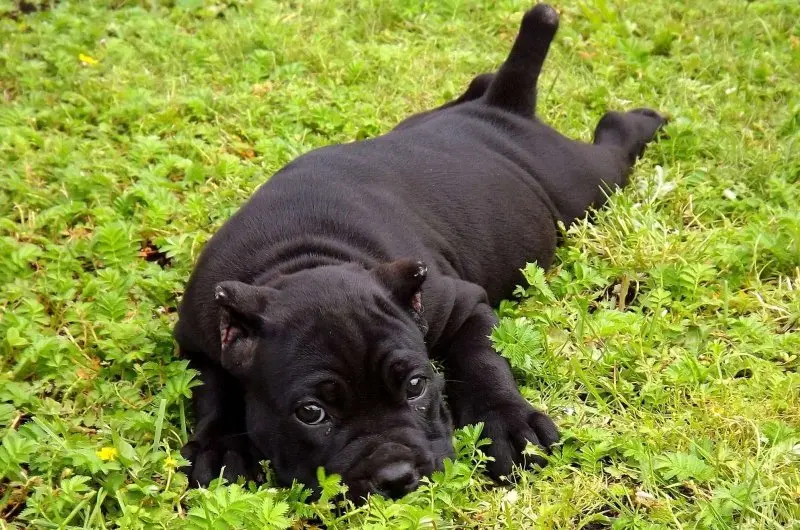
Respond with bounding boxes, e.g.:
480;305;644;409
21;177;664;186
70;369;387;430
370;461;419;498
365;442;424;499
352;441;429;499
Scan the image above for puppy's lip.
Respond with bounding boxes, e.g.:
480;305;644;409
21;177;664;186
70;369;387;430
367;483;417;500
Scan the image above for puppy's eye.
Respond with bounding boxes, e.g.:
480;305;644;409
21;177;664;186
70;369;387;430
405;376;427;401
295;403;327;425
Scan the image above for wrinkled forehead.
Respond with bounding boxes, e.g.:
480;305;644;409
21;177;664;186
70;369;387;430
260;305;429;401
283;304;424;368
275;275;420;345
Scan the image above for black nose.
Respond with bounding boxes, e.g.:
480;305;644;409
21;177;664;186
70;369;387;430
372;462;419;498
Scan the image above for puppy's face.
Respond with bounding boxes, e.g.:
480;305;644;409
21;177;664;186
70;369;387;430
213;261;453;500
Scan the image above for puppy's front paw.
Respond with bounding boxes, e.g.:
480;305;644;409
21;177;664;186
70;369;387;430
472;400;559;480
181;438;262;487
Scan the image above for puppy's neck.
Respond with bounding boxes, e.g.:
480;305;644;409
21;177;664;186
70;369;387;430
252;235;379;286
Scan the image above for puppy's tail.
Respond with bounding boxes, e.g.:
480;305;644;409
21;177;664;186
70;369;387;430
483;4;559;117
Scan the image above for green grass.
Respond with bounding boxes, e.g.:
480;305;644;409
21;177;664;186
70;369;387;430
1;0;799;528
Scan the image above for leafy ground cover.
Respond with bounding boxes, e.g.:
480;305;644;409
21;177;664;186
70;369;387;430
1;0;798;528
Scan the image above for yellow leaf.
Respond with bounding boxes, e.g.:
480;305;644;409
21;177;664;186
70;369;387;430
79;53;99;65
97;447;118;461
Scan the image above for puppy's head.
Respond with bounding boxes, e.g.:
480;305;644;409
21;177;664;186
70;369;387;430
212;259;453;500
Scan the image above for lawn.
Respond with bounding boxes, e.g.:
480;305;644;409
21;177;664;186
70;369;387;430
1;0;798;528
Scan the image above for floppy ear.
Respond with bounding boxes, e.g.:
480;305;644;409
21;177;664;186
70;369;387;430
213;281;276;374
372;259;427;308
371;259;428;332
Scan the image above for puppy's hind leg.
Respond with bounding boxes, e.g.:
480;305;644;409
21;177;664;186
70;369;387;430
483;4;559;117
445;73;496;107
393;73;495;131
547;108;666;226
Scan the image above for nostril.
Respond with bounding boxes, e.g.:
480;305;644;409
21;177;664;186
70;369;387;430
372;461;419;498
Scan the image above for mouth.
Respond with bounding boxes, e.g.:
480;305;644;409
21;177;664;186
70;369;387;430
332;438;447;502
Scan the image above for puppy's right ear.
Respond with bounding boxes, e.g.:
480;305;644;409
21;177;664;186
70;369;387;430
371;259;428;311
213;281;277;374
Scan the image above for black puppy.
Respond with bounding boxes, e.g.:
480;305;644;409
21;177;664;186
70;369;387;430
175;4;665;500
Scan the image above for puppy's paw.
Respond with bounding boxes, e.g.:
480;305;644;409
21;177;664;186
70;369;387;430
628;108;669;142
594;108;668;162
472;399;559;480
181;438;263;487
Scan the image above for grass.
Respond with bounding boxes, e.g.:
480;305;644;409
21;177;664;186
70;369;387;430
1;0;798;527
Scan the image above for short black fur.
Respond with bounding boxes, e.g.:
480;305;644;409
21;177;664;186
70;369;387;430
175;3;665;500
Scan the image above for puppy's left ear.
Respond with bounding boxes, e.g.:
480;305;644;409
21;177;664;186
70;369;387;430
371;259;428;316
213;281;277;374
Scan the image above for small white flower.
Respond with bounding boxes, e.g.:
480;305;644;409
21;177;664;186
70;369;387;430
635;490;656;503
503;489;519;505
722;189;737;200
649;166;676;199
